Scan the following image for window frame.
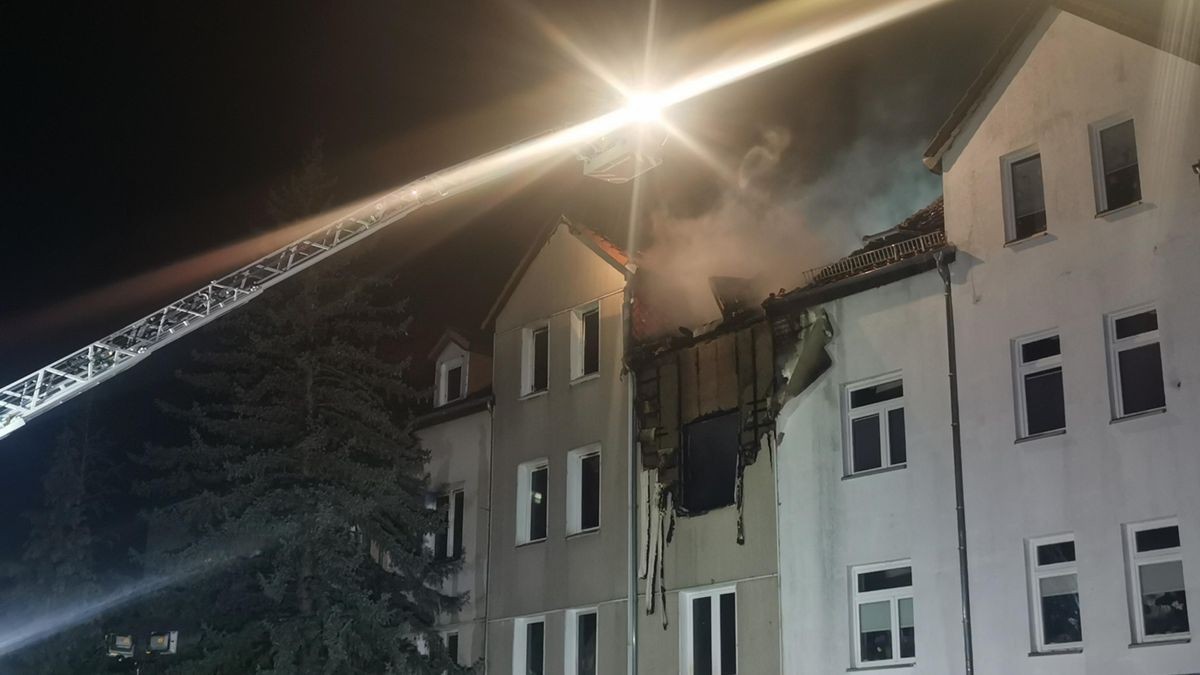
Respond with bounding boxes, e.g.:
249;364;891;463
567;444;601;535
571;301;601;382
513;615;546;675
1026;533;1082;653
679;584;738;675
1105;304;1166;419
435;487;466;560
521;322;551;398
843;373;907;476
1000;145;1048;243
443;630;460;666
565;606;599;675
678;410;740;515
516;459;549;545
1124;517;1190;644
850;560;915;668
1012;329;1066;439
1089;115;1142;214
436;355;467;407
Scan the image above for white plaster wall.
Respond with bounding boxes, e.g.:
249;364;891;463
419;407;492;666
776;271;966;674
941;9;1200;674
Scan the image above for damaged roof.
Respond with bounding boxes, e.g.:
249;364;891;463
923;0;1200;173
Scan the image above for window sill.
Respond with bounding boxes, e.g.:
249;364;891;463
566;527;599;540
1004;231;1051;249
1095;200;1143;219
518;389;549;402
1015;428;1066;444
847;663;914;671
570;372;600;386
1129;636;1190;649
515;538;546;548
1028;648;1082;657
1110;407;1166;424
843;464;907;481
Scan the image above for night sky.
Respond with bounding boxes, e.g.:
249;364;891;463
0;0;1019;551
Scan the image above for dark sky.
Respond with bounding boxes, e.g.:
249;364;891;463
0;0;1020;546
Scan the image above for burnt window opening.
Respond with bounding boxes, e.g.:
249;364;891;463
1096;118;1141;211
680;411;739;515
1008;153;1047;241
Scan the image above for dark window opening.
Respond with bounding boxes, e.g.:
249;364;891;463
1136;525;1180;553
434;494;450;559
577;612;597;675
1118;343;1165;415
1139;562;1189;636
445;365;463;402
1099;119;1141;210
719;592;737;675
680;412;739;514
582;308;600;376
581;452;600;530
526;621;544;675
1010;153;1047;239
452;490;464;559
1025;367;1065;435
1022;335;1061;363
1040;586;1082;644
887;409;906;466
1115;310;1157;339
446;633;459;665
1037;540;1076;565
858;566;912;593
529;466;548;541
693;596;712;675
852;414;883;472
850;380;903;408
532;327;549;392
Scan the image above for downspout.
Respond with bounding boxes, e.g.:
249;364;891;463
623;271;639;675
481;397;495;674
936;251;974;675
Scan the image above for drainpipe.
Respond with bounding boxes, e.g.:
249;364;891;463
936;251;974;675
623;274;639;675
481;397;495;674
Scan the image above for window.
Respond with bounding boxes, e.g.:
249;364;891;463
1091;117;1142;212
1125;519;1190;642
522;324;550;396
1027;534;1082;651
434;488;465;560
436;357;466;406
1013;332;1065;438
852;562;915;667
443;631;460;666
681;587;736;675
572;303;601;380
513;616;545;675
1003;150;1047;241
680;412;739;514
565;608;598;675
1106;306;1165;418
517;460;548;544
567;445;601;534
845;376;906;475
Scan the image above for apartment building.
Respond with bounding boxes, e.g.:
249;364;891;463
481;217;633;675
415;329;494;668
925;2;1200;672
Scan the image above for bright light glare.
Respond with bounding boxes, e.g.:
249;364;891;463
623;91;666;123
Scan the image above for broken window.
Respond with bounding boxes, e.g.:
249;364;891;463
683;587;736;675
1107;306;1165;418
1007;152;1047;240
1126;520;1190;642
853;562;915;667
1094;118;1141;212
568;444;601;534
573;304;601;379
1014;332;1065;438
523;324;549;395
846;377;906;475
517;460;548;544
1028;534;1082;651
680;412;739;514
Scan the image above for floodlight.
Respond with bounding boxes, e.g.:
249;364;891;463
146;630;178;655
105;633;135;658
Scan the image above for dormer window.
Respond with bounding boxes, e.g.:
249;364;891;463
436;356;467;407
